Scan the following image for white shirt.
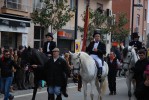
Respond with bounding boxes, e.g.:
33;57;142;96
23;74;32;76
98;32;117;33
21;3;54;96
53;56;59;62
92;41;99;51
47;42;50;52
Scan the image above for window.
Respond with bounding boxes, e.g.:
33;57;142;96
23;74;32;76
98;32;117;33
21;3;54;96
97;3;103;14
144;9;147;21
138;0;141;3
34;26;44;49
70;0;76;9
136;14;140;27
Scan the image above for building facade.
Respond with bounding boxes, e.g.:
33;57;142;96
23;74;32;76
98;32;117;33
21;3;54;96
112;0;148;45
0;0;33;49
0;0;112;54
33;0;112;54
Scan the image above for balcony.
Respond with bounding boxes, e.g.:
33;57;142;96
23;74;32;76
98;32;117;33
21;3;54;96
0;0;32;17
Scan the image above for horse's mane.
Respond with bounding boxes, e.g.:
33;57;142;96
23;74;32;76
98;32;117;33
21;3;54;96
80;52;91;59
31;49;48;66
128;46;138;63
22;47;48;66
123;46;138;63
123;46;128;58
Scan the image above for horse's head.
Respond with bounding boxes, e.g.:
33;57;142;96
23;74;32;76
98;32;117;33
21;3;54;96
122;46;138;70
21;47;34;65
69;51;81;74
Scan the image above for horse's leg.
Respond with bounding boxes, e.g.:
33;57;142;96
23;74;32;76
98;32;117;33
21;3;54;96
82;81;87;100
32;86;38;100
126;76;132;99
95;78;100;100
90;80;95;100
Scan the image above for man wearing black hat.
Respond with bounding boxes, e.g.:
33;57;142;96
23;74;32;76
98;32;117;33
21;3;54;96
43;33;56;57
86;30;106;79
129;32;142;53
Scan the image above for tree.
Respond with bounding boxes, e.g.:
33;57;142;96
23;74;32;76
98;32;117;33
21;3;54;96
111;13;129;43
31;0;74;34
78;8;129;43
78;8;111;41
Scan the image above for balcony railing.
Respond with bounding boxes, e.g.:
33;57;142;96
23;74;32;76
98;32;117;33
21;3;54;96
1;0;31;12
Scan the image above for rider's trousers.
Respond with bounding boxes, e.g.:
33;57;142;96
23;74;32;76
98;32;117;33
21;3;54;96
90;54;102;68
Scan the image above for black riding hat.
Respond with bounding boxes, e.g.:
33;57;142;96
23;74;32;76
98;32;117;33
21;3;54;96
45;33;54;39
93;30;101;37
131;32;140;39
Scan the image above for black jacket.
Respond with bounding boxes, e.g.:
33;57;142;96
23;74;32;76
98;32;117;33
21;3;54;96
43;41;56;55
86;41;106;58
135;81;149;100
0;57;19;78
44;57;69;86
134;58;149;88
129;40;142;52
107;58;118;76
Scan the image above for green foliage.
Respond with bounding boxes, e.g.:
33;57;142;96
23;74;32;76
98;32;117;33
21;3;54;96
78;8;129;43
111;13;129;43
31;0;74;32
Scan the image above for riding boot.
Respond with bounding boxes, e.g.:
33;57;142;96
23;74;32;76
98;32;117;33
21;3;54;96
97;67;102;80
56;94;62;100
48;94;54;100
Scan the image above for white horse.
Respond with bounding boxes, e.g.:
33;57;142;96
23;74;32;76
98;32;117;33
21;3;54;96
69;52;109;100
122;46;139;100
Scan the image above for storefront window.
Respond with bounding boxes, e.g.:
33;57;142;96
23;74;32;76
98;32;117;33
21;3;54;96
1;32;17;49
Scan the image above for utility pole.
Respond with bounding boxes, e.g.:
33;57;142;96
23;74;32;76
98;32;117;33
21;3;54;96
74;0;78;39
131;0;135;40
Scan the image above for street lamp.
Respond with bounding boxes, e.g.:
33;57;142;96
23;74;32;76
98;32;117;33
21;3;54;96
131;0;143;40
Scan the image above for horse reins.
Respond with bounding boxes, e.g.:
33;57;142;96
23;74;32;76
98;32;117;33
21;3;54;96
122;51;134;73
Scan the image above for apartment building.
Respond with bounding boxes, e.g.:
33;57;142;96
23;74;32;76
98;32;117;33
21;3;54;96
0;0;33;49
112;0;148;45
0;0;112;52
33;0;112;53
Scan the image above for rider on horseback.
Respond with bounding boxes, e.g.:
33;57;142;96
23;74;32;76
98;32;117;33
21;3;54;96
129;32;142;53
86;30;106;78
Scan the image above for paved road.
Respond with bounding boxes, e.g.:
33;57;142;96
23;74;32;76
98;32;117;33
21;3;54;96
0;77;136;100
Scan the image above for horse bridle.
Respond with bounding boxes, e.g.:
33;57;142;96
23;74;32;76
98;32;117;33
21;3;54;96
72;55;81;74
122;51;134;73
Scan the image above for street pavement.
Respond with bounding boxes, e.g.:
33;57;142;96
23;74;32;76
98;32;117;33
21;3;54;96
0;77;136;100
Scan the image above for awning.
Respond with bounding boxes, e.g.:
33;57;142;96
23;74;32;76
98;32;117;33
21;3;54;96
57;29;75;40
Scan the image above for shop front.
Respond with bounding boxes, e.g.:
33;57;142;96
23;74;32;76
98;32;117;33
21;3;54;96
0;14;30;49
57;29;75;54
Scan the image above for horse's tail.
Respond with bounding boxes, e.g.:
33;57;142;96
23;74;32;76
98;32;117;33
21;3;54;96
101;77;107;96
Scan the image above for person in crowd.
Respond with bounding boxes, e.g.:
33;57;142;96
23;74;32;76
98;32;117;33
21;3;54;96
86;30;106;78
129;32;142;53
134;64;149;100
9;47;16;92
0;49;19;100
60;53;73;97
43;33;56;57
64;53;73;77
44;48;69;100
15;45;27;90
38;47;43;53
0;47;5;58
133;49;149;99
107;52;120;95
